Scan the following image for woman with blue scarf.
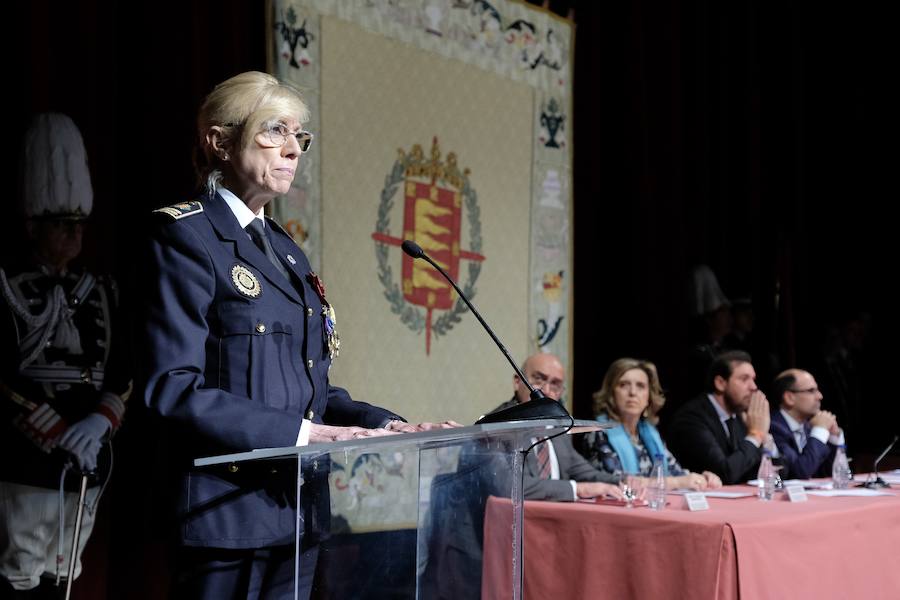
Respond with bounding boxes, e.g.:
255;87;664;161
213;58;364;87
578;358;722;490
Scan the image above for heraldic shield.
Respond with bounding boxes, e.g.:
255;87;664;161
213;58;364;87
372;137;485;355
401;181;462;311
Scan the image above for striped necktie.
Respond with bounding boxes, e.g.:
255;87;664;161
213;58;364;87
536;440;552;479
795;425;808;451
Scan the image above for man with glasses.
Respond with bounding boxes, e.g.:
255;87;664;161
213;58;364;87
422;353;621;599
769;369;845;478
489;353;622;501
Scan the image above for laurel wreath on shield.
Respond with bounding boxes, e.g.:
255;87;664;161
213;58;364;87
374;157;483;339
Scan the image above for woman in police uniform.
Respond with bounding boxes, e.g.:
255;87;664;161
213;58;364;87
141;71;419;600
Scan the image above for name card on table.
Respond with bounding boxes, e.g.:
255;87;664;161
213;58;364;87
785;485;808;502
684;493;709;511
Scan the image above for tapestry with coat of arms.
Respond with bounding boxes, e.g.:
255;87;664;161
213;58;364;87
266;0;573;532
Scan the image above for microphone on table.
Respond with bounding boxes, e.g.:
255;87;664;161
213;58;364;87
858;434;898;489
399;239;570;425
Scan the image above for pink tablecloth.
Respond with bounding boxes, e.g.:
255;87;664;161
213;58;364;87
482;485;900;600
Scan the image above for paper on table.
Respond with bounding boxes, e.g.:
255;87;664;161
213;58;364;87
576;497;651;507
701;491;755;499
807;489;894;497
747;479;831;489
669;490;754;498
869;469;900;482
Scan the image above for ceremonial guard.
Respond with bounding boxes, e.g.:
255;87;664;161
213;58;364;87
0;113;131;597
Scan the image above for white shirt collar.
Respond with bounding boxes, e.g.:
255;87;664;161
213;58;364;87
780;408;804;434
217;185;265;230
707;393;733;424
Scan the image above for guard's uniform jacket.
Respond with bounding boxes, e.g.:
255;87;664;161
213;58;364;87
0;264;131;490
141;193;400;549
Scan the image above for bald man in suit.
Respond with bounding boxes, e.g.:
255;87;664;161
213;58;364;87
489;353;622;501
769;369;844;478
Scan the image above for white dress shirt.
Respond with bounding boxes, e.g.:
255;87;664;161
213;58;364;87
780;409;845;450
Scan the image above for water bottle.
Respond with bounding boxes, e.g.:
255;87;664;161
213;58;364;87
648;454;667;510
832;445;852;489
757;450;776;501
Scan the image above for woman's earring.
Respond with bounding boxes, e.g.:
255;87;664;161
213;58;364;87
222;153;229;160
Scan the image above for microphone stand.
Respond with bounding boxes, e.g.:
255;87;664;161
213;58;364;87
859;435;898;489
399;240;571;424
401;239;575;600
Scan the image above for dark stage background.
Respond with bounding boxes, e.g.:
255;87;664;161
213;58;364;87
5;1;894;598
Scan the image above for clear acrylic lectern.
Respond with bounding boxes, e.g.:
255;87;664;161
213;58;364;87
195;419;598;599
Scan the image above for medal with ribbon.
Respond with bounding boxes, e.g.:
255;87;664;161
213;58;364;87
306;272;340;359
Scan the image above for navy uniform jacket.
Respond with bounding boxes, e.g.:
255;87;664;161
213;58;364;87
769;409;836;479
140;193;401;549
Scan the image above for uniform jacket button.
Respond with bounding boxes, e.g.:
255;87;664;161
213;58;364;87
306;410;315;419
306;307;314;317
307;359;314;369
256;323;266;333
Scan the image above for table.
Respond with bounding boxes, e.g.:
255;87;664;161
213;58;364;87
482;484;900;599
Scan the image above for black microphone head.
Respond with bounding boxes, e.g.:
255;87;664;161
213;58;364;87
401;240;425;259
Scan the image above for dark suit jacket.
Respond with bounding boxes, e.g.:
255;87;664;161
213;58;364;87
140;193;400;549
666;394;763;484
490;398;617;501
770;409;836;479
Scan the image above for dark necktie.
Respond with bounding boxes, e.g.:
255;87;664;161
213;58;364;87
726;416;741;451
536;440;553;479
245;219;289;279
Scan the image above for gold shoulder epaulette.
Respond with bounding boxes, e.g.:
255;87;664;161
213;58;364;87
153;200;204;220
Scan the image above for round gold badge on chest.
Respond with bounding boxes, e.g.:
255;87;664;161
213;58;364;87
231;264;262;298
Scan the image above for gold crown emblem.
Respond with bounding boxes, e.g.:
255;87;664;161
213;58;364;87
397;137;470;190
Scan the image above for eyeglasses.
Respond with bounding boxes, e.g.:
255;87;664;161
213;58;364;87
527;370;565;395
789;387;819;395
258;122;314;152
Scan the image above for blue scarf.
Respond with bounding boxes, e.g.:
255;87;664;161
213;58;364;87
597;414;668;476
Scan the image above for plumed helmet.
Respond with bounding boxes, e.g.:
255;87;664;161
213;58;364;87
688;264;731;317
21;112;93;221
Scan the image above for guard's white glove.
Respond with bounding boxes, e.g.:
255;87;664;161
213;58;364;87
57;413;111;472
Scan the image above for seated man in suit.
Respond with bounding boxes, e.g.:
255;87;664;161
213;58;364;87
667;350;773;484
489;352;624;501
422;353;623;599
770;369;845;478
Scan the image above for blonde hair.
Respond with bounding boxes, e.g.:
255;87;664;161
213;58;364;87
194;71;310;193
592;358;667;425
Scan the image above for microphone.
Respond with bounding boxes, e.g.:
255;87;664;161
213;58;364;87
400;240;425;258
859;434;898;489
400;240;570;424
